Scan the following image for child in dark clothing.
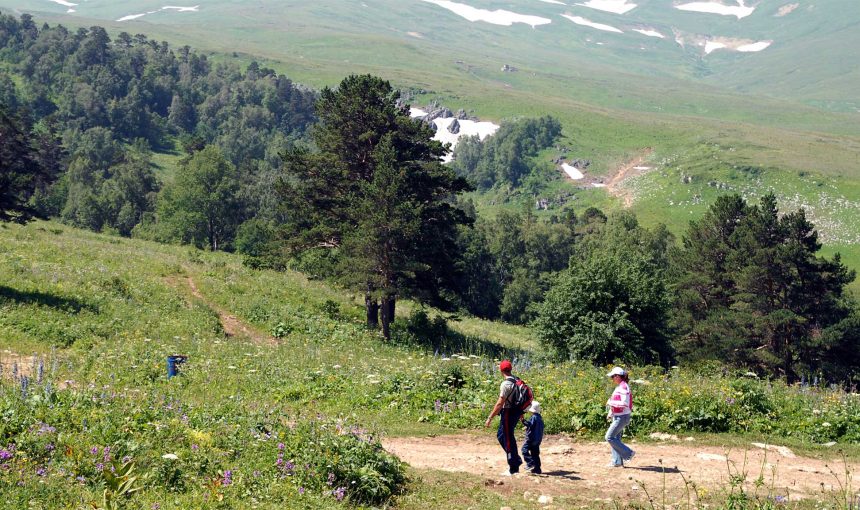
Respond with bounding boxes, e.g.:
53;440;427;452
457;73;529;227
521;400;543;474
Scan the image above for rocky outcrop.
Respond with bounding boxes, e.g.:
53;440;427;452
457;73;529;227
570;158;590;170
447;119;460;134
423;106;453;122
456;108;468;120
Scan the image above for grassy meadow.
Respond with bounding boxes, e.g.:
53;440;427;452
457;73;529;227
2;222;860;508
7;1;860;289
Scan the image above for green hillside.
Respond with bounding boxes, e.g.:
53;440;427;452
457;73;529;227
2;221;859;508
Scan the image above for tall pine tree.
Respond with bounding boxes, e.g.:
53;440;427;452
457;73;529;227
278;74;471;338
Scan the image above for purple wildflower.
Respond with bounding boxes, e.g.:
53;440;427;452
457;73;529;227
151;504;161;510
36;466;47;477
277;442;285;450
122;456;132;463
76;475;86;484
89;446;98;455
726;397;736;405
0;449;12;461
327;472;336;486
95;463;104;471
298;487;305;495
253;470;260;478
222;469;233;486
191;443;199;451
45;443;55;452
333;486;346;501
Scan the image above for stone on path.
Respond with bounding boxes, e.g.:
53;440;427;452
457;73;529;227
696;452;728;462
751;442;796;458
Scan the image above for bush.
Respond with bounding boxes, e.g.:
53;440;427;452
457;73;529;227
404;309;449;345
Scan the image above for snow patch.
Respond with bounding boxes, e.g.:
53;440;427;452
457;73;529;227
592;183;607;188
775;3;798;16
675;0;755;19
410;108;499;163
48;0;77;6
575;0;637;15
422;0;552;27
704;41;726;54
538;0;567;4
117;5;199;22
117;13;148;21
561;14;623;33
562;164;585;180
737;41;771;52
633;28;664;38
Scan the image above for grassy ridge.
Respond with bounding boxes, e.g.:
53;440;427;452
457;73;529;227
2;221;860;507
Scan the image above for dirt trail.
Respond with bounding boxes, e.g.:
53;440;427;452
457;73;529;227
0;350;35;379
606;148;654;208
166;274;276;345
384;433;856;504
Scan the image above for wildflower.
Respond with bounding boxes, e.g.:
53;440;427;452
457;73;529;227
298;487;305;495
95;463;104;471
152;504;161;510
36;466;47;477
253;470;260;478
45;443;55;452
277;442;285;450
222;470;233;486
90;446;99;455
725;397;736;405
0;449;12;461
333;486;346;501
76;475;86;484
122;456;132;463
191;444;199;452
327;472;336;486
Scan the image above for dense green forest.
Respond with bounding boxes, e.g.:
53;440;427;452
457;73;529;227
0;11;316;242
2;11;859;383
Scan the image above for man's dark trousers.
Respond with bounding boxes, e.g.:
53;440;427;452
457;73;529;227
497;408;523;472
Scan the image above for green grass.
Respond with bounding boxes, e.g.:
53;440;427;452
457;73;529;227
2;221;860;507
5;2;860;282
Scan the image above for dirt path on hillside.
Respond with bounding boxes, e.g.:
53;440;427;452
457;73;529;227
165;274;277;345
384;433;856;504
606;148;654;208
0;350;34;379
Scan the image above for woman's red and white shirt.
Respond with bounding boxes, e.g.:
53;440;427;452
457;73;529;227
607;381;632;416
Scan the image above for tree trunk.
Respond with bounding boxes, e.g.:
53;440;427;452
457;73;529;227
380;294;392;341
365;293;379;329
387;296;396;324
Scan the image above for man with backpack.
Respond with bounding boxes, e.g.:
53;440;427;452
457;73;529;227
484;359;533;476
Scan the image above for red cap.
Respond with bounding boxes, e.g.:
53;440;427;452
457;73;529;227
499;360;512;372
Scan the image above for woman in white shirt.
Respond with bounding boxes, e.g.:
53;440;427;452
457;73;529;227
605;366;635;468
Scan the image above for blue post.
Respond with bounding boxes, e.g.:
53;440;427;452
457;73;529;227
167;355;188;378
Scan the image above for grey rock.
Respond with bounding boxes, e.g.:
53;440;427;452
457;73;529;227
448;119;460;134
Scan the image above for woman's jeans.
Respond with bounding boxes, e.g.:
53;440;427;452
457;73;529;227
605;414;633;466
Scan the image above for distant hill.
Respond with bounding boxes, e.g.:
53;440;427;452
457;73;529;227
2;0;858;112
